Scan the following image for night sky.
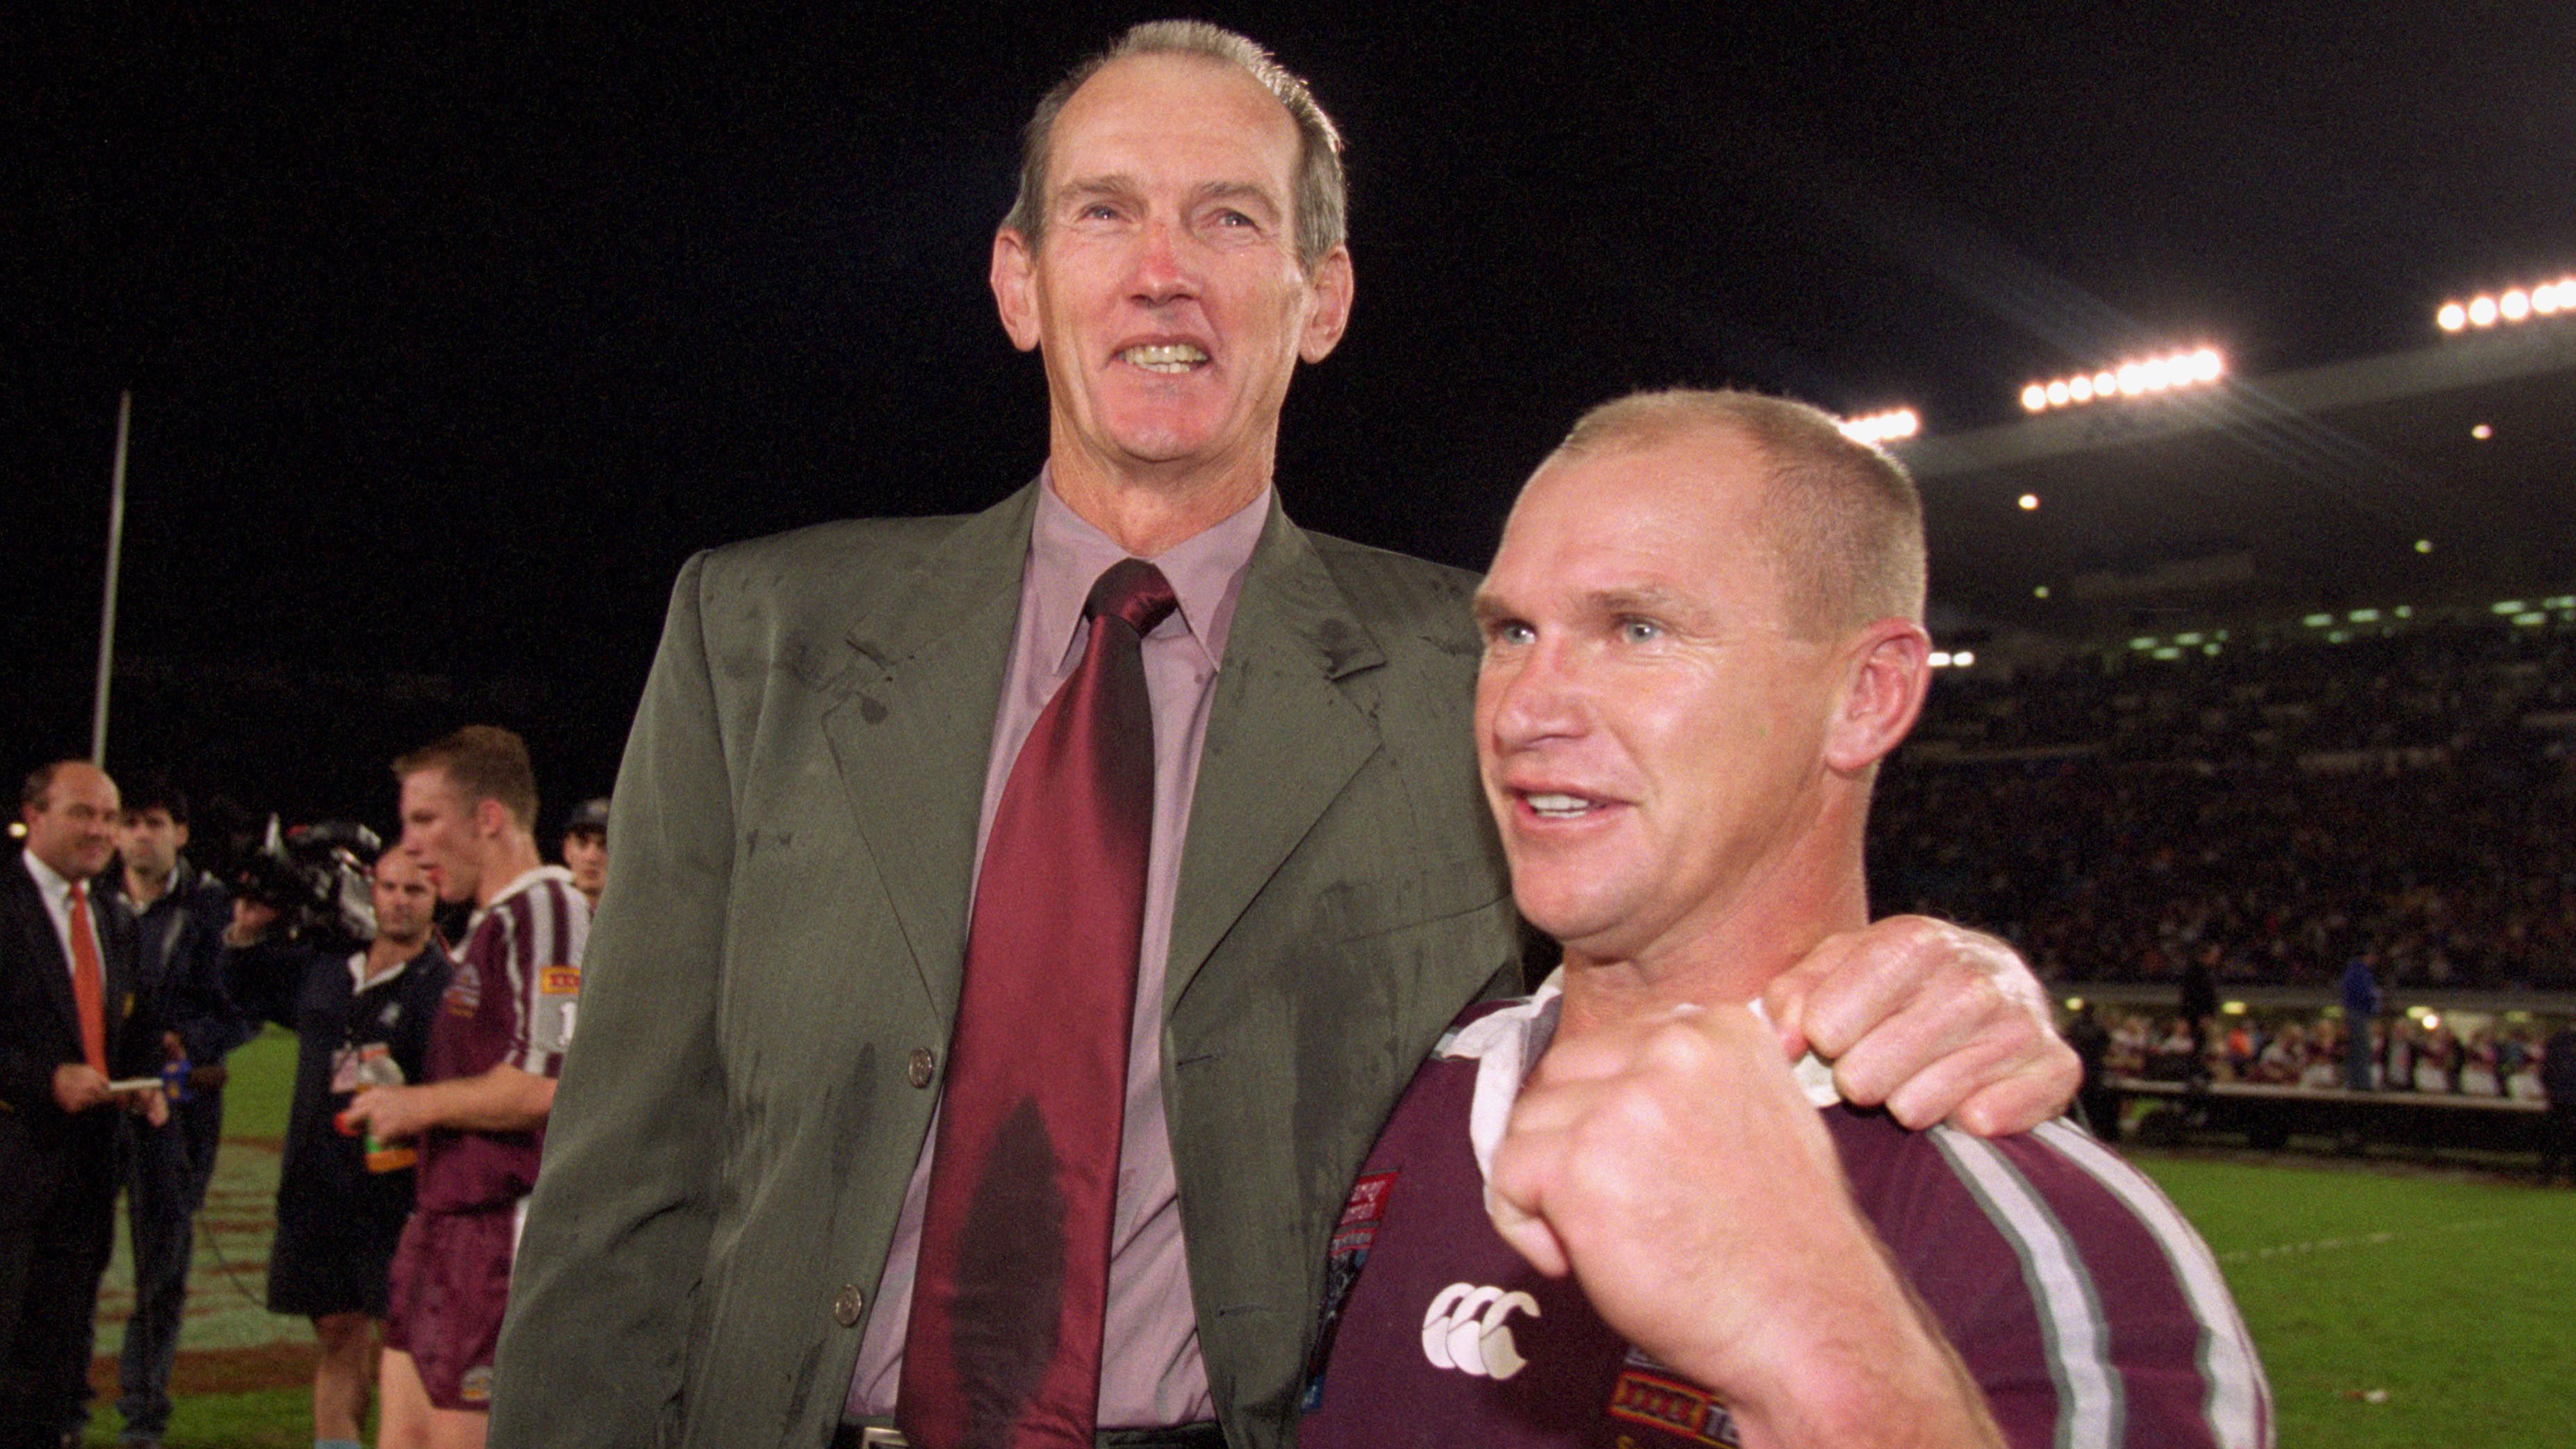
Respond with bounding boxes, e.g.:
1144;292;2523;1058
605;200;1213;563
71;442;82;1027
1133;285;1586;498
9;2;2573;826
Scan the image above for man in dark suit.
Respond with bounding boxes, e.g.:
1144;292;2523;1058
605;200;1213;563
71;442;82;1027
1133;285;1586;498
95;775;248;1449
492;23;2076;1449
1;761;169;1449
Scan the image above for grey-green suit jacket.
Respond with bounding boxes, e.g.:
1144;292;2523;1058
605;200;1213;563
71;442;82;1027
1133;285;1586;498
490;482;1518;1448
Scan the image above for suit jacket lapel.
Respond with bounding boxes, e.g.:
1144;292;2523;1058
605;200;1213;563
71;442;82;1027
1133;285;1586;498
823;484;1039;1022
1165;507;1386;1010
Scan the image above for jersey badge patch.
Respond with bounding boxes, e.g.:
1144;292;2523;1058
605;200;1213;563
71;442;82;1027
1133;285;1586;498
1302;1170;1398;1411
1607;1359;1739;1446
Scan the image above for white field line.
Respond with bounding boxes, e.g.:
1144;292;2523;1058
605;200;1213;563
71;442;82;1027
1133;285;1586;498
2217;1216;2502;1264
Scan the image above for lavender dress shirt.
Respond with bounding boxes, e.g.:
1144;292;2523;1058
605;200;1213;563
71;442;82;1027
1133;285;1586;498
849;475;1271;1427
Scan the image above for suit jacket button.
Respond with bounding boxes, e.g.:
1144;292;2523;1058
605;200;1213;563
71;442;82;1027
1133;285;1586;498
907;1047;936;1089
834;1285;866;1327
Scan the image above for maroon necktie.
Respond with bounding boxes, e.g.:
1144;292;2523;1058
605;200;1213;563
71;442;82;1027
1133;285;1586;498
898;559;1179;1449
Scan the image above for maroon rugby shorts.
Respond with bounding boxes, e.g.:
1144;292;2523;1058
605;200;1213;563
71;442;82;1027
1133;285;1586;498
385;1204;519;1411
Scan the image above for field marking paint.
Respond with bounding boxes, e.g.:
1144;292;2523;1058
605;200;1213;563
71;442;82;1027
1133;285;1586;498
2218;1216;2502;1264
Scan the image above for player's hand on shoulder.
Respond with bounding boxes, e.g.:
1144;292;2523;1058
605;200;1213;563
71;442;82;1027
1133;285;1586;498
1764;916;2077;1134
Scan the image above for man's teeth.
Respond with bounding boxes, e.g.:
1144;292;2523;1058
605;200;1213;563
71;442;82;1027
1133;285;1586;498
1122;343;1208;372
1525;793;1594;817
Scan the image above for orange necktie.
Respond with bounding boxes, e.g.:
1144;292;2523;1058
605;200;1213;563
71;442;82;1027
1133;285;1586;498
67;881;109;1074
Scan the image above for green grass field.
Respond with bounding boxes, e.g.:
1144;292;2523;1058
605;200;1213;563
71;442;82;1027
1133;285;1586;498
88;1031;2576;1446
2144;1152;2575;1447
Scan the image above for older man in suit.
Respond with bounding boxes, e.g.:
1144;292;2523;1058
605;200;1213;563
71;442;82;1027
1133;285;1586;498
1;761;168;1449
492;23;2076;1449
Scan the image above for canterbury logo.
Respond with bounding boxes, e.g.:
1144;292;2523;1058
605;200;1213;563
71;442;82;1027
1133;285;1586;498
1420;1282;1540;1380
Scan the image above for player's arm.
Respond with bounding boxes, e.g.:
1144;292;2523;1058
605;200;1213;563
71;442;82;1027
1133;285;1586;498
484;552;738;1448
343;1061;556;1138
1764;917;2077;1135
1489;1004;2005;1449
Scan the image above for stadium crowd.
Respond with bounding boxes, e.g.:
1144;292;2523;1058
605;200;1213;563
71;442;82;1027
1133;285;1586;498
2081;1004;2557;1099
1872;620;2576;990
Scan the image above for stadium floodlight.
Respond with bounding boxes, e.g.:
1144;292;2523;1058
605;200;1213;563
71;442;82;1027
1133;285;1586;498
2033;585;2050;598
2472;423;2493;440
2018;493;2040;511
2438;273;2576;333
2018;347;2225;413
1839;407;1920;446
2302;613;2333;627
2414;539;2433;553
2493;600;2527;614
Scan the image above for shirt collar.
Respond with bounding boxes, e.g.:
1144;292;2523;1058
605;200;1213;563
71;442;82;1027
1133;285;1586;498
349;943;427;992
21;847;84;911
1438;968;1842;1206
1026;468;1271;678
468;864;578;935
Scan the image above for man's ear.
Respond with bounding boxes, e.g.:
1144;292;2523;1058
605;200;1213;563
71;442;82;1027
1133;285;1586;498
1299;245;1355;363
992;228;1042;353
1823;619;1932;776
473;796;512;840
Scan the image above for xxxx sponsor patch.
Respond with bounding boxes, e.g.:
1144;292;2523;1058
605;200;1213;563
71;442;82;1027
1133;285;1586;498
1606;1360;1739;1447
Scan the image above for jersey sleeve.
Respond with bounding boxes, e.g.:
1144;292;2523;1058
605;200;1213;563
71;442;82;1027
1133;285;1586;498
1841;1113;2272;1449
507;883;589;1078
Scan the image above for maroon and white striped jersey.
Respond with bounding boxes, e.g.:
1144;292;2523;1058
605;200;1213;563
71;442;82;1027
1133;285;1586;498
1299;987;2270;1449
416;865;589;1214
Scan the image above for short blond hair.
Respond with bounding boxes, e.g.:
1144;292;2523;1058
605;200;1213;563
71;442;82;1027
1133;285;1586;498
1550;388;1926;635
393;726;539;833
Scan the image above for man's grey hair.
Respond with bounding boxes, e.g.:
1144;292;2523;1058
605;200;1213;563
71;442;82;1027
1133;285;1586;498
1549;388;1929;635
1001;20;1347;272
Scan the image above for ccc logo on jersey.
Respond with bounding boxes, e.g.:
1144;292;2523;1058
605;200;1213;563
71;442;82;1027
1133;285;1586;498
1420;1282;1540;1380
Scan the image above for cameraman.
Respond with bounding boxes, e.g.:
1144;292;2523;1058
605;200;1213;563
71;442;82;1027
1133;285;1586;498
242;851;452;1449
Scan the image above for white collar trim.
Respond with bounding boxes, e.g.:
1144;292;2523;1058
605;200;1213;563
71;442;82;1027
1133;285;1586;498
1440;967;1843;1205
